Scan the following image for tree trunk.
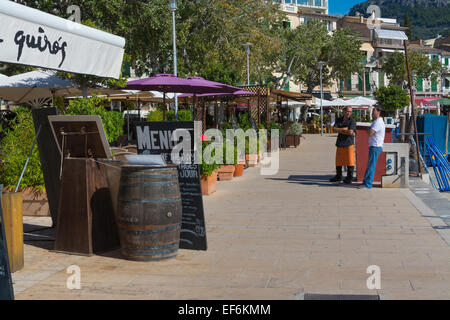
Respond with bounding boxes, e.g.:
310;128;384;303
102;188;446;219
302;83;316;122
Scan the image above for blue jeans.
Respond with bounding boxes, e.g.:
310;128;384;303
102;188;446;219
363;147;383;188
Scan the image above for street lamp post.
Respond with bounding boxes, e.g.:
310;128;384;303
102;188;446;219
244;42;252;86
170;0;179;120
317;61;326;136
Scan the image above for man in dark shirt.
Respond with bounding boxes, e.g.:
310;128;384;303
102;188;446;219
330;106;356;184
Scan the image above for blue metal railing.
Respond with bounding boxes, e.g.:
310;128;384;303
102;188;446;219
424;136;450;192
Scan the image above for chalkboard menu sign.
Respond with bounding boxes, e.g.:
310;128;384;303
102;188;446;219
0;186;14;300
135;122;207;251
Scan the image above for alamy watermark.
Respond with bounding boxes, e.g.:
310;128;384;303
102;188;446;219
136;122;280;176
366;265;381;290
66;265;81;290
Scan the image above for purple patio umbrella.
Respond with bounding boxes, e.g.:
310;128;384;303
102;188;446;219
179;89;257;98
126;74;242;120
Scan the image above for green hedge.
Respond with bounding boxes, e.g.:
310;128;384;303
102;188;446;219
147;109;193;122
0;107;45;191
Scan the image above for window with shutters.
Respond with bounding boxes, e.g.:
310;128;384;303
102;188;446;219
416;78;423;92
379;72;385;88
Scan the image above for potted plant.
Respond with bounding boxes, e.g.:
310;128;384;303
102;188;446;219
0;107;48;218
218;141;235;181
284;122;303;148
200;141;220;195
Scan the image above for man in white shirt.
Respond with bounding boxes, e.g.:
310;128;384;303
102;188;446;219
359;105;386;189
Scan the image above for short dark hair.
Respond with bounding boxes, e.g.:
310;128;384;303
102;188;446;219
373;105;383;112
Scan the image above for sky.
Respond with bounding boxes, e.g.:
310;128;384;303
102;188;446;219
329;0;364;15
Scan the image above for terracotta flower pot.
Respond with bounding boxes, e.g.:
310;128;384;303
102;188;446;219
218;165;235;181
246;154;258;167
200;170;217;196
234;164;244;177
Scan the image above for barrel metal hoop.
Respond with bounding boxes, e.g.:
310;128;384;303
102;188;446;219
119;182;179;188
122;242;179;251
119;223;181;235
118;197;182;204
123;173;178;179
123;247;179;257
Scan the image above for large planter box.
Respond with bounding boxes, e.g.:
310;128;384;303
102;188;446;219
234;164;244;177
246;154;258;167
218;165;235;181
22;188;50;217
200;170;218;196
285;135;301;148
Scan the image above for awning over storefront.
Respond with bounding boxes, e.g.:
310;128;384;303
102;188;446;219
361;43;374;52
381;49;403;53
0;0;125;79
414;97;440;106
375;29;408;41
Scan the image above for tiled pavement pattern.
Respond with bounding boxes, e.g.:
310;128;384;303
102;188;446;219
13;134;450;300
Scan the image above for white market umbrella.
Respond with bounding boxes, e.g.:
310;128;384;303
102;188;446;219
0;70;127;104
314;98;334;107
329;98;352;107
0;70;73;103
346;96;377;107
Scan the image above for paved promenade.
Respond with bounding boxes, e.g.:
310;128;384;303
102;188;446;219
13;134;450;299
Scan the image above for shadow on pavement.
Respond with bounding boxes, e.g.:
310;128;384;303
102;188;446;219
266;175;359;188
23;224;55;250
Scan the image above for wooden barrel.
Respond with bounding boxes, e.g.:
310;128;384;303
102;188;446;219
117;165;182;261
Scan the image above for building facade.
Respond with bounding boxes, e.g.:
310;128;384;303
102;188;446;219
336;14;409;98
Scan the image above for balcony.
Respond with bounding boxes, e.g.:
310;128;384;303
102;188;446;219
276;0;328;13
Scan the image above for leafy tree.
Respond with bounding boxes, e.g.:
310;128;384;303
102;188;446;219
403;13;413;40
382;50;444;86
273;20;364;93
13;0;284;86
375;85;410;111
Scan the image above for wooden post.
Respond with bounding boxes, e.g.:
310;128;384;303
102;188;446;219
399;114;406;143
163;92;166;121
257;88;261;126
404;40;422;177
266;88;271;132
202;99;207;134
1;192;23;273
214;101;218;129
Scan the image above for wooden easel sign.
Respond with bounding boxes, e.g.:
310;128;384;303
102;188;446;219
47;116;119;256
0;185;14;300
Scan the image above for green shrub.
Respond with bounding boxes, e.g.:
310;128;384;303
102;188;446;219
200;141;220;176
147;110;164;122
64;95;124;143
0;107;45;191
286;122;303;135
178;109;193;121
238;112;251;131
147;109;193;122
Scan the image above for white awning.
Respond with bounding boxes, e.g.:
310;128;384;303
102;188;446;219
0;0;125;79
375;29;408;41
381;49;403;53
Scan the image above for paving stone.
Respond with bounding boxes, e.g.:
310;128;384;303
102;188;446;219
14;134;450;300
